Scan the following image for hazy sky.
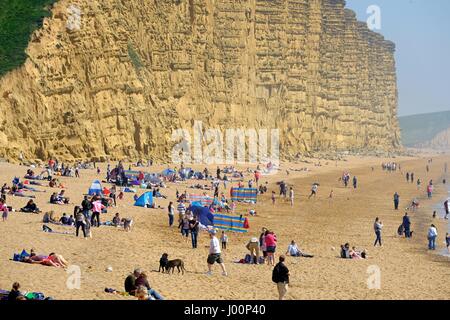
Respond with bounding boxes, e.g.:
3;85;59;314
346;0;450;116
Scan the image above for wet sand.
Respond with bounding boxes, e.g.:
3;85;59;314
0;155;449;300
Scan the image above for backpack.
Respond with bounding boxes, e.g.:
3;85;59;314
244;254;252;264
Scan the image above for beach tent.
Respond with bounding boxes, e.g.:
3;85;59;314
162;168;176;176
134;192;153;207
88;180;103;196
190;206;214;227
230;188;258;203
213;213;248;233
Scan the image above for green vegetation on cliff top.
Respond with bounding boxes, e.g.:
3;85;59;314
0;0;56;77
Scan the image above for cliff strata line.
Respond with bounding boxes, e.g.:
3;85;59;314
0;0;400;162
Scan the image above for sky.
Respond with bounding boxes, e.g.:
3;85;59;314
346;0;450;116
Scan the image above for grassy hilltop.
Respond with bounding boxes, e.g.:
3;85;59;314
399;110;450;147
0;0;56;77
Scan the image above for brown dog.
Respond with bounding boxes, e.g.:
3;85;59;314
165;259;186;275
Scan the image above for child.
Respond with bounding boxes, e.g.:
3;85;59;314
271;191;276;205
118;191;124;200
221;231;228;250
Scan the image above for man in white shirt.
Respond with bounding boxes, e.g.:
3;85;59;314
428;224;438;250
206;230;227;276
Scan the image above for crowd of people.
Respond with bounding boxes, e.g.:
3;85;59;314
2;156;450;302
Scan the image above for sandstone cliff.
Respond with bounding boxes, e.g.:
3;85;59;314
0;0;400;162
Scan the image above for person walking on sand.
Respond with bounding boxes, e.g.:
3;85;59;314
353;176;357;189
1;199;9;222
446;233;450;253
444;199;449;220
402;212;411;238
393;192;400;210
206;230;227;276
265;230;278;266
410;172;414;184
374;217;383;247
289;187;294;207
417;179;421;190
406;172;410;183
427;183;433;199
427;224;438;250
272;255;289;300
308;183;318;199
271;191;276;205
168;202;174;227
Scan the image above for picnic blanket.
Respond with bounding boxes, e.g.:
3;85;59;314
213;213;248;233
0;289;47;300
230;188;257;203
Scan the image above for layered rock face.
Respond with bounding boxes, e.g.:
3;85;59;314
0;0;400;162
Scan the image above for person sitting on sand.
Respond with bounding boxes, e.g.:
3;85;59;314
57;190;70;204
124;269;141;296
134;272;164;300
20;199;40;213
8;282;23;301
112;213;121;226
59;213;69;225
50;193;63;205
340;243;350;259
286;240;314;258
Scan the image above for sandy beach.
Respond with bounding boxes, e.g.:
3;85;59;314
0;155;449;300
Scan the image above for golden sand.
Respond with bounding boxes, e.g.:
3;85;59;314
0;156;448;300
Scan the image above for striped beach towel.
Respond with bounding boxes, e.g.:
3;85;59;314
213;214;248;233
230;188;257;203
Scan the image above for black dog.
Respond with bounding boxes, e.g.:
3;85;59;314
166;259;186;275
158;253;169;273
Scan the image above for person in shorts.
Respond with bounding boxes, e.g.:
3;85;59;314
206;230;227;276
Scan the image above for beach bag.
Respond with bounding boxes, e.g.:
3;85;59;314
258;256;265;264
244;254;252;264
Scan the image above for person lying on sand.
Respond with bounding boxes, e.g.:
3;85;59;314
349;247;366;260
22;251;69;268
